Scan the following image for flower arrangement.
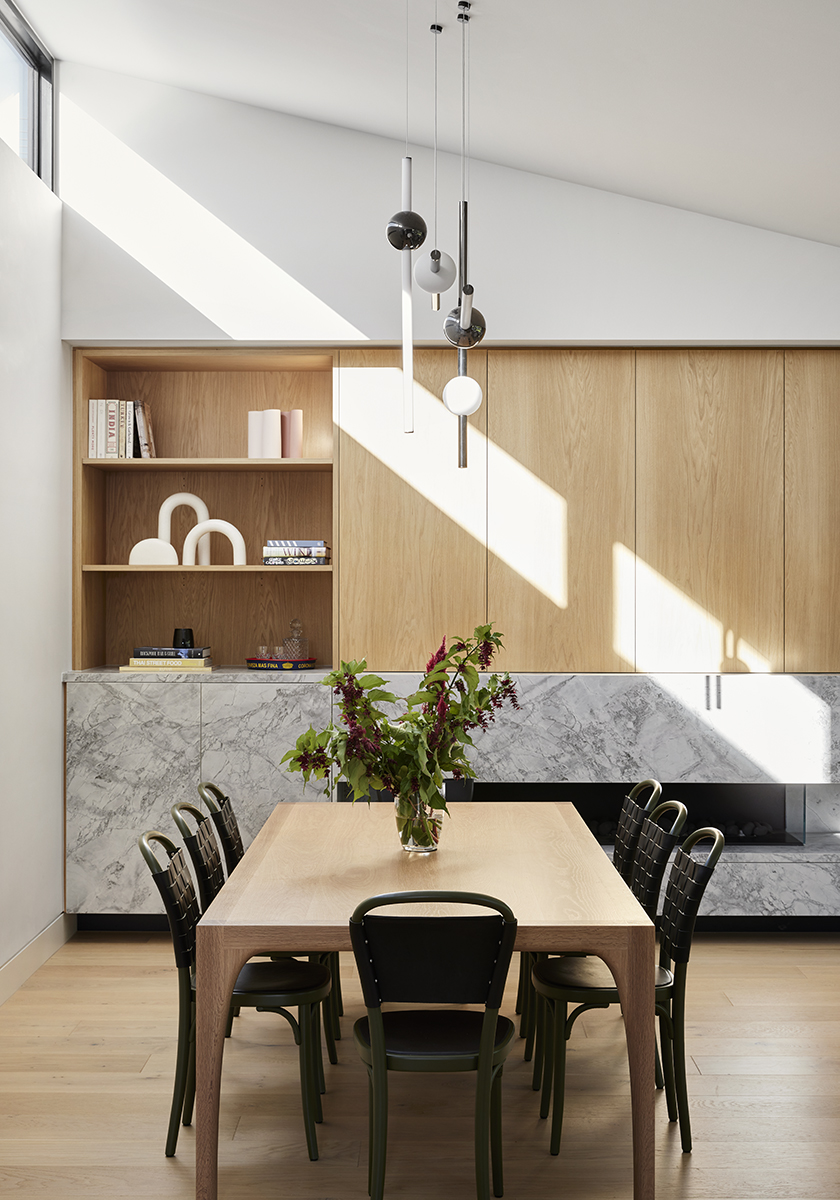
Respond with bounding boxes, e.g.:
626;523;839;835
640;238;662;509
282;624;519;849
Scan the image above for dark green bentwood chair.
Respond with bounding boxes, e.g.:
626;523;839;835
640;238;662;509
532;826;724;1156
530;798;688;1096
171;800;337;1066
519;778;664;1059
197;780;343;1037
350;891;518;1200
138;830;331;1161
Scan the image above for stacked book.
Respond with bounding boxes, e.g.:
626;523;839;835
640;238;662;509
119;646;214;672
262;540;331;566
88;398;156;459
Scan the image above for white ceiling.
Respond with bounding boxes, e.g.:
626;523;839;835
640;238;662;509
20;0;840;246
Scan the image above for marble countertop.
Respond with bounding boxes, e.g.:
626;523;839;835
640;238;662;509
62;666;333;683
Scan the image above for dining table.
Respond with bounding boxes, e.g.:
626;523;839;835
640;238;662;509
195;800;655;1200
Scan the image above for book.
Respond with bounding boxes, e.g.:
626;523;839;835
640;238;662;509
142;402;157;457
105;399;119;457
96;398;107;457
125;398;135;458
134;402;151;458
118;401;127;458
88;399;97;457
246;657;317;671
127;657;214;667
262;545;329;557
133;646;211;657
265;540;326;547
263;556;330;566
119;664;215;673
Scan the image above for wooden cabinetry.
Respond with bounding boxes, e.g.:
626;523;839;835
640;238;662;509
73;348;336;669
785;349;840;671
487;349;635;672
636;349;784;672
337;348;487;670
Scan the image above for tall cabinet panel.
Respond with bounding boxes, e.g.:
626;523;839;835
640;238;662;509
636;349;784;672
487;349;635;672
337;348;487;670
785;350;840;671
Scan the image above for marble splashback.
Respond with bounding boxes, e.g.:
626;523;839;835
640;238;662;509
64;669;840;915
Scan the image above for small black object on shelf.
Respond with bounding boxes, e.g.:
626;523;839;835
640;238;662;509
173;628;194;649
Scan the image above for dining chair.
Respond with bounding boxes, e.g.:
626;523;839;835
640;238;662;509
519;778;664;1056
197;780;343;1035
138;829;331;1160
531;826;724;1156
349;890;518;1200
530;798;687;1094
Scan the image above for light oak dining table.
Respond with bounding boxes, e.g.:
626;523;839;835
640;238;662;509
195;800;655;1200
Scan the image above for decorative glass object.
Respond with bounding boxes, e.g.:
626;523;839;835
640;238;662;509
282;618;309;660
394;793;444;853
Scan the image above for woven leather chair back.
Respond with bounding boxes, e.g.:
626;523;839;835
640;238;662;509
659;828;724;965
628;800;688;918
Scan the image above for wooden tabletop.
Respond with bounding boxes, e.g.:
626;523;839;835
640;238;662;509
199;800;652;951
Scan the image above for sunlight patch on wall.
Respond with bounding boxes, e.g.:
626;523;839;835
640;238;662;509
614;543;829;781
58;97;366;341
339;367;567;608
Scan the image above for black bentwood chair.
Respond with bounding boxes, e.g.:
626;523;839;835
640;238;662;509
138;830;331;1161
530;797;688;1095
519;778;664;1057
532;827;724;1156
172;800;337;1065
197;780;343;1036
349;891;518;1200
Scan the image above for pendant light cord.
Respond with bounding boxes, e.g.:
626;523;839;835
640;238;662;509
405;0;410;156
433;2;439;246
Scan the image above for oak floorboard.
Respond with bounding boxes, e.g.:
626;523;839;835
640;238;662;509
0;933;838;1199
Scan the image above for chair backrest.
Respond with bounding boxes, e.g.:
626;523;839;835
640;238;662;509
350;891;517;1010
628;799;688;918
613;778;663;882
659;827;725;966
197;781;245;874
138;830;201;969
171;800;226;912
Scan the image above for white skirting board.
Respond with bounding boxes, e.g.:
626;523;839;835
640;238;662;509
0;913;77;1007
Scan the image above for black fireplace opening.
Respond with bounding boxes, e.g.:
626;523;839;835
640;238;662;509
454;781;804;845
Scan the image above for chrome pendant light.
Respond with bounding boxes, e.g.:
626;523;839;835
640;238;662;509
442;1;485;468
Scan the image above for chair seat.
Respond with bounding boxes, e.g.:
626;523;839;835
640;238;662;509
189;958;331;1004
532;955;673;1001
354;1010;516;1071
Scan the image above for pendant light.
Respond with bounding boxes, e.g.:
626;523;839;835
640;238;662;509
414;13;457;310
442;0;485;468
386;0;427;434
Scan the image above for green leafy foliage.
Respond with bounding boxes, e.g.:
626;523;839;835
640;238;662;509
281;624;520;820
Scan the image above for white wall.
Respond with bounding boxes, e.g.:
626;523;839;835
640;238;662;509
0;140;70;978
58;63;840;345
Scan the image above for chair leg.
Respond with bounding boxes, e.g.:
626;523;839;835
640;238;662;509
369;1057;389;1200
539;996;554;1120
515;952;525;1015
224;1005;235;1038
672;986;692;1152
654;1034;665;1090
531;987;545;1091
165;972;193;1157
659;1007;678;1123
474;1064;492;1200
332;951;344;1022
314;1003;326;1098
182;1027;196;1126
549;1000;568;1156
297;1002;320;1161
490;1065;505;1198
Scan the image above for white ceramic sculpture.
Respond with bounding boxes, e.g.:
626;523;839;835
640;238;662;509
182;519;247;566
128;492;212;565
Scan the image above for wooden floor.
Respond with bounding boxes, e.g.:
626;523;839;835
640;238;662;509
0;932;837;1199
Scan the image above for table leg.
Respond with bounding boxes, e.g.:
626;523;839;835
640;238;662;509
195;925;250;1200
603;925;656;1200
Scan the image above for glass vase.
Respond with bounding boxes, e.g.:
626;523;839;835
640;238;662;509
394;793;444;852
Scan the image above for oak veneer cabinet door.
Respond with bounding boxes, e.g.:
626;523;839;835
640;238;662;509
487;349;635;672
785;350;840;671
636;349;784;673
337;348;487;670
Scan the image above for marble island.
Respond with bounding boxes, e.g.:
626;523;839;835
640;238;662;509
63;669;840;919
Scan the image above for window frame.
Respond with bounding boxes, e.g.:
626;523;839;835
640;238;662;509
0;0;54;187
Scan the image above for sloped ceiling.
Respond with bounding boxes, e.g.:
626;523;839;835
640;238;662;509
21;0;840;246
